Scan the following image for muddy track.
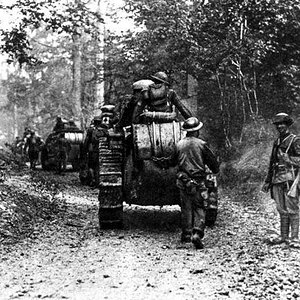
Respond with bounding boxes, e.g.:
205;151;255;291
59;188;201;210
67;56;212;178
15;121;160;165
0;169;300;300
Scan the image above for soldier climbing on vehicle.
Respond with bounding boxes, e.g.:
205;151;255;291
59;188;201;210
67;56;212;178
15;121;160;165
117;71;193;128
132;71;193;124
116;71;194;200
53;116;65;132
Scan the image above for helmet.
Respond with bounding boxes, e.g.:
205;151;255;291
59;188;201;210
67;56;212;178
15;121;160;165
182;117;203;132
272;113;294;126
132;79;154;91
101;105;115;113
150;72;170;85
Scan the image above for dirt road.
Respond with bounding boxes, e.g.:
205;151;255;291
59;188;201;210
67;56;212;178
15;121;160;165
0;169;300;300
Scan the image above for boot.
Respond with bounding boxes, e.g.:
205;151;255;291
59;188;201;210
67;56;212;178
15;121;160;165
181;230;192;243
191;232;204;249
280;215;290;241
269;215;289;245
191;222;205;249
290;215;300;248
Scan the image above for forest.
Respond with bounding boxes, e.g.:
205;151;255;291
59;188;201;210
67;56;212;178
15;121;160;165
0;0;299;156
1;2;300;299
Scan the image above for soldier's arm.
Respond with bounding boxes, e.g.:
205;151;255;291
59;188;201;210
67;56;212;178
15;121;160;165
284;136;300;167
168;90;193;120
264;142;277;184
83;129;92;154
202;144;219;174
132;99;147;123
24;140;29;153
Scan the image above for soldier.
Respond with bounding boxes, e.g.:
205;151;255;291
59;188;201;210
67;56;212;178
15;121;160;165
83;105;115;186
68;118;79;131
56;132;71;175
24;130;43;170
132;71;193;123
262;113;300;248
53;116;64;132
23;127;31;140
175;117;219;249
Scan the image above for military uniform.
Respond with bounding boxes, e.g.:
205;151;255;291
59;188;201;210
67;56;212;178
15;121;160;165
132;72;193;124
53;117;64;132
264;113;300;247
82;105;115;186
56;134;71;174
24;132;43;170
175;117;219;249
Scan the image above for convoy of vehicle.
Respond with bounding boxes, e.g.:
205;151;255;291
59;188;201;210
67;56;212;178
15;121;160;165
23;108;218;230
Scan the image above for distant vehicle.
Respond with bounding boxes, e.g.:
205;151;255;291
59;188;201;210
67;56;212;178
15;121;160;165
40;120;84;171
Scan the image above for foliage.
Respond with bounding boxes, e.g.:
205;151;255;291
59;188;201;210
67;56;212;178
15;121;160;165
1;0;300;149
118;0;300;150
0;0;103;66
0;0;106;135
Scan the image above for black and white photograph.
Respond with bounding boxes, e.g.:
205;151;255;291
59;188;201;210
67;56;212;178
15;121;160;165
0;0;299;299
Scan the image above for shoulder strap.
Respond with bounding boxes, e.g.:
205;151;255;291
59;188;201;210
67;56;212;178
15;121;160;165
285;134;296;153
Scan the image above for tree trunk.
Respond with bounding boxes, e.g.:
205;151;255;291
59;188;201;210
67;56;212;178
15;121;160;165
72;33;83;127
94;0;106;116
13;103;18;138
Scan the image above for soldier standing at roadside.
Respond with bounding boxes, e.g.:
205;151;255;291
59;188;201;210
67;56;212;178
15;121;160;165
262;113;300;248
175;117;219;249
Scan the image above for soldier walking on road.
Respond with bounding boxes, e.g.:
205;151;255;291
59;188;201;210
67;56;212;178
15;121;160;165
24;130;43;170
175;117;219;249
262;113;300;248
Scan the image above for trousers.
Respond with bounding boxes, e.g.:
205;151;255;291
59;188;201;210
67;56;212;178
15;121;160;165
272;183;299;216
179;188;206;236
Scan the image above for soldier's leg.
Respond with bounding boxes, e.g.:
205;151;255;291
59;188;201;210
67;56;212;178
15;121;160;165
287;192;300;248
63;154;67;172
191;191;205;249
130;158;144;200
32;151;38;170
271;184;289;244
56;155;62;174
93;153;99;187
290;214;300;248
28;151;33;169
180;189;193;242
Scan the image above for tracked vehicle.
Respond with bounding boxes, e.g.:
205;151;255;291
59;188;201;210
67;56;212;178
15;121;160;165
40;120;84;171
98;119;218;228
